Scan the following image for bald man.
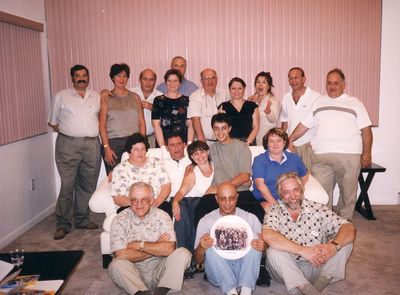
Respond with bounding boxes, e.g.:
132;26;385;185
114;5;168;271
156;56;198;97
188;68;229;144
130;68;162;148
194;182;267;295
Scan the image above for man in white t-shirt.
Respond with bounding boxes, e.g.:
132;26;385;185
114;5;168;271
188;68;229;145
130;68;162;148
289;68;373;221
279;67;320;171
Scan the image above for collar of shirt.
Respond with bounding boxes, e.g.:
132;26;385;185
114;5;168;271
72;87;94;101
267;150;288;165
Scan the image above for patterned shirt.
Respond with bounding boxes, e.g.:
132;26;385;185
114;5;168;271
111;157;170;198
264;198;348;261
110;207;176;253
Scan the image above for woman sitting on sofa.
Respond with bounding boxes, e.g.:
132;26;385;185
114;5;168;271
172;140;214;251
111;132;172;216
252;128;309;211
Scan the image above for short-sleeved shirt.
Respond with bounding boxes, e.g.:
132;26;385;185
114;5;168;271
111;157;170;198
110;207;176;254
48;87;100;137
210;139;252;192
195;208;261;249
264;199;348;261
188;87;229;140
157;78;199;97
130;86;162;136
218;100;258;140
301;93;372;154
152;95;190;142
252;150;307;200
163;156;192;199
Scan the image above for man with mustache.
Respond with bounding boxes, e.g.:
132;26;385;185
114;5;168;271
48;64;101;240
262;172;355;295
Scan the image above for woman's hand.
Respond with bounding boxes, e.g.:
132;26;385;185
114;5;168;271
172;200;181;221
104;147;117;166
264;99;272;115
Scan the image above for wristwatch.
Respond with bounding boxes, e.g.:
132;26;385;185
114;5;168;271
331;240;341;251
139;240;145;252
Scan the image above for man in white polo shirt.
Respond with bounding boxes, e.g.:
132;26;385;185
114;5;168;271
130;68;162;148
289;68;373;221
188;68;229;145
48;64;101;239
279;67;321;171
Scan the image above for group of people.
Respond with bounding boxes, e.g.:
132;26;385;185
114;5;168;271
48;55;372;295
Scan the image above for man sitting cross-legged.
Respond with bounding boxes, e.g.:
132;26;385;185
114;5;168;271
262;172;355;295
194;182;266;295
108;182;191;295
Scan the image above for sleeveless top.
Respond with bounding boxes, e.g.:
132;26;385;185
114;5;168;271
218;100;258;140
107;91;139;139
186;164;214;198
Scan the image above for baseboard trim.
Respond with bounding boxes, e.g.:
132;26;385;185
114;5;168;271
0;204;55;249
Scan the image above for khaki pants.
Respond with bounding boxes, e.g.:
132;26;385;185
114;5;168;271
311;153;361;221
294;142;313;174
108;248;191;294
267;244;353;293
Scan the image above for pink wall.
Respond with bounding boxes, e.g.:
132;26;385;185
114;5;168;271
46;0;381;124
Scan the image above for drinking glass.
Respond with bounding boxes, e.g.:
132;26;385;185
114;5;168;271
9;249;24;268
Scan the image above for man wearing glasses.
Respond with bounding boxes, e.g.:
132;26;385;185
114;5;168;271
108;182;191;295
188;68;229;145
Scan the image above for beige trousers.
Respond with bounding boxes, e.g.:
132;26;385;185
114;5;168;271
267;244;353;293
311;153;361;221
294;142;314;174
108;247;191;294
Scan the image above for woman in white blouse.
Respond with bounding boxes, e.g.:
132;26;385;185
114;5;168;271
248;71;280;146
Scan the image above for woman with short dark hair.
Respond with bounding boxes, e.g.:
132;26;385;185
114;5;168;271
152;69;193;147
252;128;308;210
99;63;145;174
111;132;172;216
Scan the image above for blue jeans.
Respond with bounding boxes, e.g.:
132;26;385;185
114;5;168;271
205;247;261;293
174;197;201;251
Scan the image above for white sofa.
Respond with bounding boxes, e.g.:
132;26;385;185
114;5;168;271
89;146;329;268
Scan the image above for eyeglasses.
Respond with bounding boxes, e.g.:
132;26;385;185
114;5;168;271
130;197;152;205
202;76;217;81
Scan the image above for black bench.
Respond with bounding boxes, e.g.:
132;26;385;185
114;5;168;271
355;163;386;220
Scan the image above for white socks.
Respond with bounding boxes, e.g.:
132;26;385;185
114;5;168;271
226;288;238;295
240;286;252;295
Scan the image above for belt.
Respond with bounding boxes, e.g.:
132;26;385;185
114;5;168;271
59;133;98;140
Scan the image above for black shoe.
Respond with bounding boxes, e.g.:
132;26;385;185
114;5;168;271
153;287;170;295
184;266;196;279
53;228;68;240
75;221;98;229
256;265;271;287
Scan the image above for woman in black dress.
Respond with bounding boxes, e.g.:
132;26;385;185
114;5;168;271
218;77;260;145
152;69;194;146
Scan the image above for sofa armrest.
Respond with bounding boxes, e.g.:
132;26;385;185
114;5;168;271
89;178;118;216
304;174;329;205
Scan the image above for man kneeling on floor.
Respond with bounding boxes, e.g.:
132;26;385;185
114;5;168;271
194;182;266;295
108;181;191;295
262;172;355;295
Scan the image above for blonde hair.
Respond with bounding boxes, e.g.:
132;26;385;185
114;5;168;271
276;172;304;198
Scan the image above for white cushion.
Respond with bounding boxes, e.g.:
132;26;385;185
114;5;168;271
304;174;329;205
